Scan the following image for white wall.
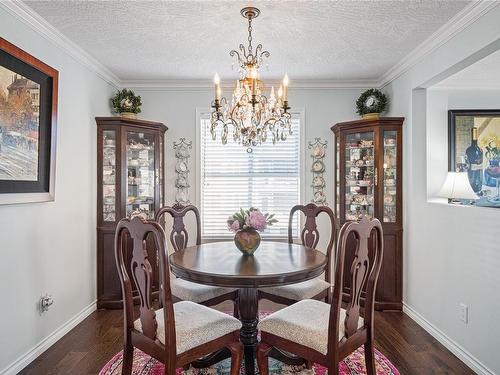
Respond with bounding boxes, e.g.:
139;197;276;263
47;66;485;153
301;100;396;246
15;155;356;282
383;5;500;374
0;6;115;374
135;87;363;252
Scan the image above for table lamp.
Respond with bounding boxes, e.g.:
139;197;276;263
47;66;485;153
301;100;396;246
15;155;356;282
438;172;479;204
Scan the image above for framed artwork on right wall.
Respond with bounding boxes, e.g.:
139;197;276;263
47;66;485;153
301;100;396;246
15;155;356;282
448;109;500;208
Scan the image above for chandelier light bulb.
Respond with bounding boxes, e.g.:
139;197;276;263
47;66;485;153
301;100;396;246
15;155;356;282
250;67;258;79
278;86;283;99
283;74;289;101
214;73;220;85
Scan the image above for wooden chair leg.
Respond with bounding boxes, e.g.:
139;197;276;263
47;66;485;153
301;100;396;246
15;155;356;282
228;341;243;375
256;342;272;375
328;361;339;375
364;341;377;375
233;297;240;319
122;343;134;375
165;361;176;375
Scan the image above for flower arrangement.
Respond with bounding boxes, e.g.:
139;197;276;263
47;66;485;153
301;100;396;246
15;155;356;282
111;89;142;116
228;208;277;255
227;207;277;233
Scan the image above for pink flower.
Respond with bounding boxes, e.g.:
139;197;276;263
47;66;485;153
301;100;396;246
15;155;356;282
230;220;240;232
245;210;267;231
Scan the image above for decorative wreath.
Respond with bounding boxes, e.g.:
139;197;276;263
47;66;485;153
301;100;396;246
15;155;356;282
355;88;388;116
111;89;142;114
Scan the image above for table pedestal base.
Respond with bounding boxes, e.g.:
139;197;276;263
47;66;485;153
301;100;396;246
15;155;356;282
191;348;230;368
192;287;306;374
238;288;258;375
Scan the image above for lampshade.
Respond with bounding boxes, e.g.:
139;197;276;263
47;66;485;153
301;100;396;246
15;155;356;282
438;172;479;200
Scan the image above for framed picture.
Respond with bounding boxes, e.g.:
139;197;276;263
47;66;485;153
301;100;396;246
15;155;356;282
0;38;58;205
448;110;500;208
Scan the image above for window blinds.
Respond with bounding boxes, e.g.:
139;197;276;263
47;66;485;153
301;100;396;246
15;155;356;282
200;114;300;238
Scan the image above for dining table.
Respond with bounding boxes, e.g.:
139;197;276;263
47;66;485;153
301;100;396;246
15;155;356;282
169;240;327;375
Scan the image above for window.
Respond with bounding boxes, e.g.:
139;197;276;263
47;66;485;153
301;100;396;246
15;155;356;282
200;113;301;238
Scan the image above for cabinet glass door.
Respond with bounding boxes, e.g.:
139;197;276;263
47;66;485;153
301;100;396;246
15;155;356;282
102;130;116;222
383;130;398;222
345;131;375;220
126;131;155;219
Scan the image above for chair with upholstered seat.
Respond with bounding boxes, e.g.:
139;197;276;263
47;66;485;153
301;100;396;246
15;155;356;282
156;204;239;315
115;216;243;375
257;216;384;375
258;203;336;305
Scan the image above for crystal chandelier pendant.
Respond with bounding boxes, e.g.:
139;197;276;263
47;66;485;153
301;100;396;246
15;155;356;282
210;7;292;151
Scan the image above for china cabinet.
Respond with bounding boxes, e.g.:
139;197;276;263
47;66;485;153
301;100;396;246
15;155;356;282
331;117;403;310
96;117;167;308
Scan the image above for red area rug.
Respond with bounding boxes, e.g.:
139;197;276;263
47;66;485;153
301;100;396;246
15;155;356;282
101;312;399;375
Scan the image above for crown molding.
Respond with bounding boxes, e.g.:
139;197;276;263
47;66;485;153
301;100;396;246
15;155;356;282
4;0;499;91
378;0;500;88
120;78;378;91
1;0;121;88
431;82;500;90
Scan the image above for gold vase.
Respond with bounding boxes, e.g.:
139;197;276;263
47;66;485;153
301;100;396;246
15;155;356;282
362;112;380;120
121;112;137;119
234;228;261;255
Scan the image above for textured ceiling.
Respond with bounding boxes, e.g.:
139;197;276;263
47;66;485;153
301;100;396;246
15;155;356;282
24;0;471;81
436;49;500;88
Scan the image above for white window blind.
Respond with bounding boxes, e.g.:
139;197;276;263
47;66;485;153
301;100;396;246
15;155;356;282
200;114;301;238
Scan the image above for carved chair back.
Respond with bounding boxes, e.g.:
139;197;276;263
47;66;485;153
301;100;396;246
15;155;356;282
288;203;336;282
115;217;176;358
328;216;383;355
155;203;201;252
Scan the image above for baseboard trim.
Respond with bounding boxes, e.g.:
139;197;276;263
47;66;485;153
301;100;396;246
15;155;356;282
0;300;97;375
403;302;495;375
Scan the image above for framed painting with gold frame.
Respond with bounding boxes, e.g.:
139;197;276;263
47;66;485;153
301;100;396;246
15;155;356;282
0;38;58;205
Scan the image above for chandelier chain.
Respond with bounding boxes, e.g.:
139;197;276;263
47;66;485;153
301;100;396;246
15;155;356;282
247;18;253;56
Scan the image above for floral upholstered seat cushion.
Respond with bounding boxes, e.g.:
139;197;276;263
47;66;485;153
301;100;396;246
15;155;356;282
257;299;364;355
171;278;235;303
259;277;330;300
133;301;241;354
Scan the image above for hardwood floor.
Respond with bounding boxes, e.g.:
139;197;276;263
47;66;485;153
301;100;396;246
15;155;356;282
20;301;474;375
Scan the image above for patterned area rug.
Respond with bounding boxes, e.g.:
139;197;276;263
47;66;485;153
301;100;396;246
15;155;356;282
100;346;399;375
100;312;399;375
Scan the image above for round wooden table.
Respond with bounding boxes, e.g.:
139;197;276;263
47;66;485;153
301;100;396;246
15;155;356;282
169;241;327;375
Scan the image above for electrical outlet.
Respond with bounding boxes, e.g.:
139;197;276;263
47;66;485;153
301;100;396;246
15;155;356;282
40;294;54;313
459;303;468;324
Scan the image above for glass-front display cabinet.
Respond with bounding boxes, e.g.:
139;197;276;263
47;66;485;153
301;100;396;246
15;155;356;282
96;117;167;309
332;117;403;311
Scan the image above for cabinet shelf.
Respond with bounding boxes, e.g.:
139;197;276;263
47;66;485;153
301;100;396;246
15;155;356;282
346;146;374;150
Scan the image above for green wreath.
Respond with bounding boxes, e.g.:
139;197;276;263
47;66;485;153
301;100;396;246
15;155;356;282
111;89;142;114
356;89;388;116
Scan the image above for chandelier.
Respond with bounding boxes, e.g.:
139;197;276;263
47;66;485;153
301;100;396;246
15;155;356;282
211;7;291;151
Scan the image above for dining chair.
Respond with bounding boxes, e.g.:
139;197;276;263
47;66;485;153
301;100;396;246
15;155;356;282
115;216;243;375
156;204;239;316
258;203;336;305
256;216;384;375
